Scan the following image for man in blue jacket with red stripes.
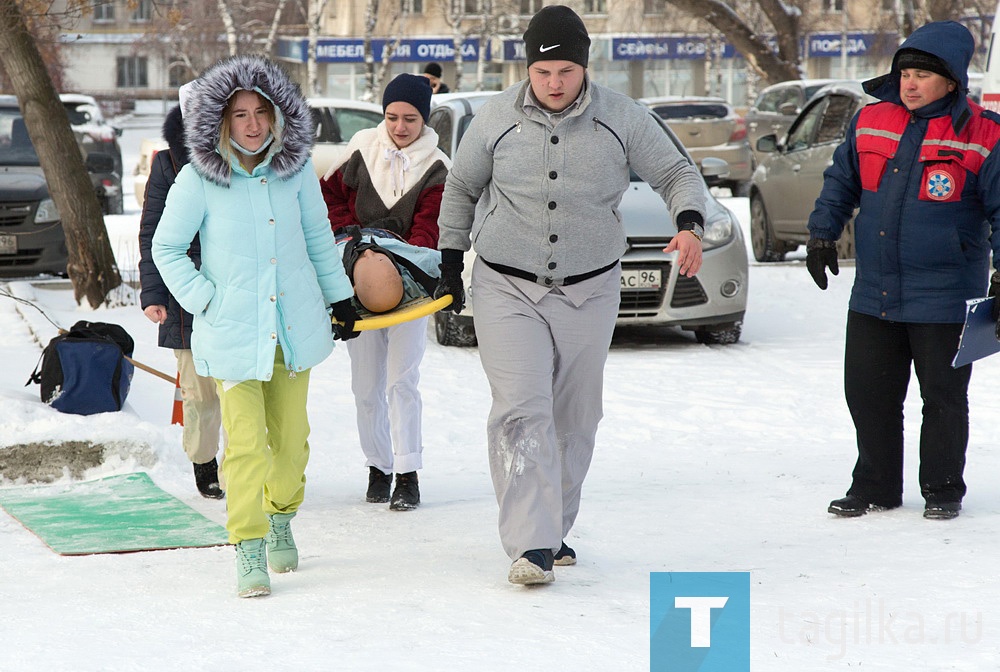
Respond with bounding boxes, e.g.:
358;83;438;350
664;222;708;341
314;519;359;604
807;20;1000;520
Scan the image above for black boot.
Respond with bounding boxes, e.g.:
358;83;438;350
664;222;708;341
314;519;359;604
193;458;224;499
366;466;392;503
389;471;420;511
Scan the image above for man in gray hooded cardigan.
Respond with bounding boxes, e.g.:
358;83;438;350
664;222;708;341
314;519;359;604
434;5;707;585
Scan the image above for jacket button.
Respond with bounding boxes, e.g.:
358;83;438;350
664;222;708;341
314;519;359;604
270;295;276;302
548;262;557;270
271;258;277;264
270;332;277;339
550;136;559;144
882;291;887;296
549;234;558;243
261;177;268;184
548;201;556;210
544;277;553;285
879;231;885;236
549;171;557;179
269;218;275;225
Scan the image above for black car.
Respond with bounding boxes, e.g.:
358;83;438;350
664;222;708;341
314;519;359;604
0;96;122;276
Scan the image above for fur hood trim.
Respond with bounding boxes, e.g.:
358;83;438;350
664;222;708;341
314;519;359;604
185;55;314;187
162;105;189;167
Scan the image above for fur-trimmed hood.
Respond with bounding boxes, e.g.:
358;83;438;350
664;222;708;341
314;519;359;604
162;105;189;166
185;55;314;187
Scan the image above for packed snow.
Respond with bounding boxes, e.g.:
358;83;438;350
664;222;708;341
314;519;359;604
1;110;999;671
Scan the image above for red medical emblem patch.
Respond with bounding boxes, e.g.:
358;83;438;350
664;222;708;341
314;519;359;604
925;169;955;201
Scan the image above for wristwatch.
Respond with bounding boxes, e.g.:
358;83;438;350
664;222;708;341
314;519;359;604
678;222;704;241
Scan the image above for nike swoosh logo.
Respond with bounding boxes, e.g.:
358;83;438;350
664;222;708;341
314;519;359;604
538;44;561;52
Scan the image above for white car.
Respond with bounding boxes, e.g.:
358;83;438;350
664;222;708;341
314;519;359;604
307;97;383;177
426;94;749;346
133;97;384;207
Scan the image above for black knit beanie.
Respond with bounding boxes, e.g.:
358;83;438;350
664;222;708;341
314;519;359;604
424;62;443;78
895;48;956;82
522;5;591;68
382;73;433;122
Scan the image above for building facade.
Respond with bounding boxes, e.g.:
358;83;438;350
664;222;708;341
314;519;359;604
55;1;976;110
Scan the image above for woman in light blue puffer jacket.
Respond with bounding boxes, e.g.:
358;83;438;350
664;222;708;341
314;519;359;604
152;55;358;598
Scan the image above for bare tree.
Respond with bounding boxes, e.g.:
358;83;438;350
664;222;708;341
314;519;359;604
359;0;403;102
665;0;804;84
0;0;121;307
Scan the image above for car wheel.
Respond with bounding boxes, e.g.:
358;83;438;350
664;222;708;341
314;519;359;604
694;321;742;345
750;194;787;262
836;220;856;260
434;311;477;347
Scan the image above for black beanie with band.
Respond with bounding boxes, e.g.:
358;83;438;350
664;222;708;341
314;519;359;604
382;73;433;122
895;48;956;82
522;5;591;68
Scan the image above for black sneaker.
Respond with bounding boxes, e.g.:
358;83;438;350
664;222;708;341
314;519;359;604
828;495;895;517
509;548;555;585
389;471;420;511
924;502;961;520
554;541;577;566
193;458;224;499
366;467;392;503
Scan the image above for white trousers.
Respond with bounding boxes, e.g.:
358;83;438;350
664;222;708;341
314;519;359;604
472;259;621;560
346;316;427;474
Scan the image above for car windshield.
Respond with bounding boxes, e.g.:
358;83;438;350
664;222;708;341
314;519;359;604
0;110;40;166
652;103;729;120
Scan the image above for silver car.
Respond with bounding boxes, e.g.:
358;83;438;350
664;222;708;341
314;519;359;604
426;94;749;346
641;95;755;197
749;81;873;262
745;79;841;160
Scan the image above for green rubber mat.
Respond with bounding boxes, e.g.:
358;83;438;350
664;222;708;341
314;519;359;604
0;472;228;555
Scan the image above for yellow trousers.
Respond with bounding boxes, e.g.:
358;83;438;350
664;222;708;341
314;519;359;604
217;347;312;544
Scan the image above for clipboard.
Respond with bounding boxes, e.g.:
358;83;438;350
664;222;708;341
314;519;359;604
952;296;1000;367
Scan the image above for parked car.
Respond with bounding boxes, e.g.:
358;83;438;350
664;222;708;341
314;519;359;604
426;93;749;346
307;97;384;176
0;96;121;276
641;95;754;196
60;93;124;178
745;79;841;159
748;81;875;262
133;97;384;207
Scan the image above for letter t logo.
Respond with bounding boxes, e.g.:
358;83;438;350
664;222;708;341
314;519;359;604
674;596;729;647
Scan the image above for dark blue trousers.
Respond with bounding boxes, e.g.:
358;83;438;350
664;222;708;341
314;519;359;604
843;311;970;507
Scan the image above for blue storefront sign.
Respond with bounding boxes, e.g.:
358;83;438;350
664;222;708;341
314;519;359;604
808;32;898;57
499;32;894;62
277;37;487;63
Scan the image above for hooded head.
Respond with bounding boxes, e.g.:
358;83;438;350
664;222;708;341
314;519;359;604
863;21;972;107
522;5;591;68
184;55;314;187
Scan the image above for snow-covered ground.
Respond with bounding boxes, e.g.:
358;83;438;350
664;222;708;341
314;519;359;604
2;112;999;670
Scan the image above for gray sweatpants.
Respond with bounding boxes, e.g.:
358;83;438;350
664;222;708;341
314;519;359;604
472;257;621;559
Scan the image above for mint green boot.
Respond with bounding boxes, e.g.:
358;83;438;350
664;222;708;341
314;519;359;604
235;538;270;598
265;512;298;573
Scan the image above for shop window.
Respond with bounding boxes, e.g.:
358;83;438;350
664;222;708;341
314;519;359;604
117;57;148;88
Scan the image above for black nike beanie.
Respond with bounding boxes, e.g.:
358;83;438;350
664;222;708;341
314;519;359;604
522;5;591;68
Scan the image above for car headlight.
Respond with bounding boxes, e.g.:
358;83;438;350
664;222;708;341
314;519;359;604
34;198;61;224
701;212;734;250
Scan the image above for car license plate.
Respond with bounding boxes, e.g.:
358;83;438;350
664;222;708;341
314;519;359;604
620;268;661;289
0;234;16;255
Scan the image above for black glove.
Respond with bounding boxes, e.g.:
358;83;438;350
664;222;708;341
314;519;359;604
330;298;361;341
989;271;1000;339
434;249;466;314
806;238;839;290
